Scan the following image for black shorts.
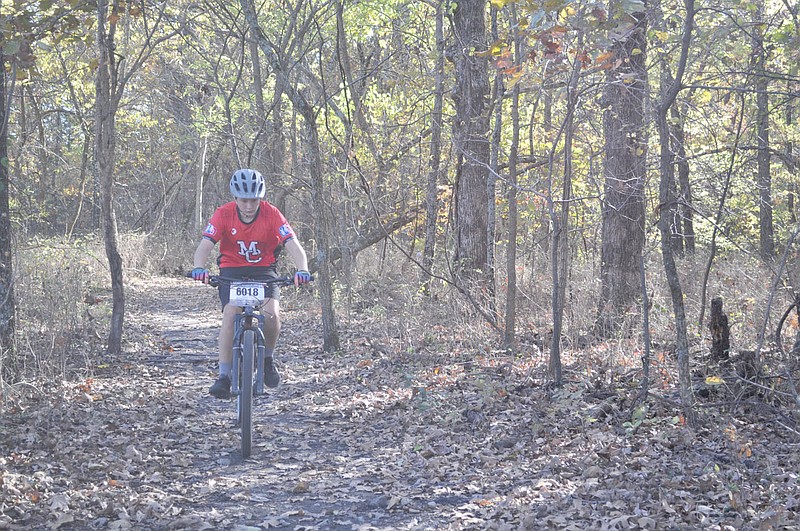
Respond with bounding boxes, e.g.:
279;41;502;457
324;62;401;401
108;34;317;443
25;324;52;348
218;266;280;309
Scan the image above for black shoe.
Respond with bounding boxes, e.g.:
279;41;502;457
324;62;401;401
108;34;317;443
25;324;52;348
265;357;281;388
209;375;231;399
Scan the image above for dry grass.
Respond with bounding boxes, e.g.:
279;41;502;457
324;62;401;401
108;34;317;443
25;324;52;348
0;231;198;403
3;232;798;417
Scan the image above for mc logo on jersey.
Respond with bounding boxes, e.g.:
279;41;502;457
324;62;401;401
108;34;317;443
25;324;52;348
236;241;263;263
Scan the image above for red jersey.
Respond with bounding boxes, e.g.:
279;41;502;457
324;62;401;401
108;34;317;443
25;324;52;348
202;201;296;268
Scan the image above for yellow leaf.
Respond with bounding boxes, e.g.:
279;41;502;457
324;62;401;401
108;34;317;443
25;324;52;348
705;375;724;385
506;71;523;90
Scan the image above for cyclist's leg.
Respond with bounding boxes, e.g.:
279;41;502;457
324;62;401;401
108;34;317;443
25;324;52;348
210;271;244;398
260;298;282;387
260;299;281;350
209;304;241;398
219;303;243;366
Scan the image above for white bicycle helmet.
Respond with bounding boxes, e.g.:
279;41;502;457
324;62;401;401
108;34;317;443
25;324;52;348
229;169;266;199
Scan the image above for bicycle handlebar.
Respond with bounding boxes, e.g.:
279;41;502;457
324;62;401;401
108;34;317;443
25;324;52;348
185;271;314;288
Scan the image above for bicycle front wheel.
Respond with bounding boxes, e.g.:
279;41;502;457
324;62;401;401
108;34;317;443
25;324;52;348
239;329;255;458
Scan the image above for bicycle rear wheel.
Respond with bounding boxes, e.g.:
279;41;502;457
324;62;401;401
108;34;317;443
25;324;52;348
240;329;255;458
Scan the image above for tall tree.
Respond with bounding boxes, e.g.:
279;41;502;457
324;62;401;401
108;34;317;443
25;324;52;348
504;6;522;351
596;0;648;336
422;1;445;293
655;0;696;426
0;48;14;379
549;34;583;387
95;0;173;355
754;0;774;260
451;0;490;281
670;101;695;253
95;0;125;356
240;0;340;352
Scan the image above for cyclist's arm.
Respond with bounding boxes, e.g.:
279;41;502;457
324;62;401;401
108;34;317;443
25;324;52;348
284;238;309;271
193;237;216;268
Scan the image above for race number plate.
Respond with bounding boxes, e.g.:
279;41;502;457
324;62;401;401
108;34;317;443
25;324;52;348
228;282;266;307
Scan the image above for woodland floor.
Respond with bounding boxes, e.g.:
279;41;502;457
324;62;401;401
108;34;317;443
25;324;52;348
1;275;799;530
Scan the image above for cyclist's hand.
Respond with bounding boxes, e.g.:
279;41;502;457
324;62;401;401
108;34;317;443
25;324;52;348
294;270;312;286
191;267;210;284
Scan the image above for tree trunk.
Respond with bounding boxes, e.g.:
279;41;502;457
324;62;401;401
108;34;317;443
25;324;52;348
422;2;445;293
249;37;266;167
451;0;490;281
194;136;207;234
487;6;501;306
787;80;797;225
655;0;696;427
596;7;647;336
96;0;125;356
504;7;522;351
549;40;581;386
661;69;683;258
755;2;774;261
671;103;695;253
0;51;16;382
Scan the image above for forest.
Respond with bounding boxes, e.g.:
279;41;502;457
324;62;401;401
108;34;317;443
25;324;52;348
1;0;799;529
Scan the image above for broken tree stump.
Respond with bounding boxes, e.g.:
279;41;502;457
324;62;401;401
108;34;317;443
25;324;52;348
709;296;731;361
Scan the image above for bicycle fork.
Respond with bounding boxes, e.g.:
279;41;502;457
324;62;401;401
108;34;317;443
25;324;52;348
231;311;268;400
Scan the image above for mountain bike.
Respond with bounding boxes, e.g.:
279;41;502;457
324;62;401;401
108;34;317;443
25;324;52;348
192;273;309;458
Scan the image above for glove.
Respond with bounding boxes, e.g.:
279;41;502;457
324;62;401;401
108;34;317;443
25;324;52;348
294;270;312;286
191;267;210;283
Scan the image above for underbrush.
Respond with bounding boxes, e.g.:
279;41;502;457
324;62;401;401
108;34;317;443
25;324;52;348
3;231;798;429
0;231;193;408
340;246;800;433
7;237;105;383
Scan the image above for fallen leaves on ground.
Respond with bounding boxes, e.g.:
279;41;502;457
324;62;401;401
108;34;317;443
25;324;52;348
0;276;798;530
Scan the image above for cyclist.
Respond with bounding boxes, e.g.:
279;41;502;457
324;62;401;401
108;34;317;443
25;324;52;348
191;169;312;399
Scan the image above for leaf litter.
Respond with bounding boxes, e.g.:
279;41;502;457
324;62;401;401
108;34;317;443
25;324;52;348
0;276;798;530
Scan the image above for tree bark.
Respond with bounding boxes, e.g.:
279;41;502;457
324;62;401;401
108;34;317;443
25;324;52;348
504;6;522;351
671;103;695;253
422;1;445;294
549;43;581;386
487;5;502;305
596;6;647;336
655;0;696;426
95;0;125;356
0;51;16;381
194;136;207;234
451;0;490;281
754;2;774;261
